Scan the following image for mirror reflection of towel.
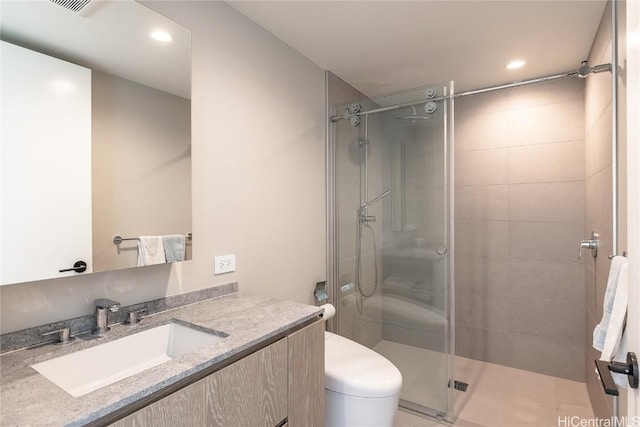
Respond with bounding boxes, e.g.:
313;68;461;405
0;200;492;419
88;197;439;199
163;235;185;263
137;236;165;266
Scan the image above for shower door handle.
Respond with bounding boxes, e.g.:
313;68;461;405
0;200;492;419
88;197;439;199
594;352;639;396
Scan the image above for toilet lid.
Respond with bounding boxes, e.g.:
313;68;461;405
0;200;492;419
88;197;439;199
324;332;403;398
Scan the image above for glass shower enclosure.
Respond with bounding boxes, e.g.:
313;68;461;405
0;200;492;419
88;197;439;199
327;81;455;421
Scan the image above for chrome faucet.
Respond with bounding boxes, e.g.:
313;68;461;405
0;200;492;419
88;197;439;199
92;298;121;335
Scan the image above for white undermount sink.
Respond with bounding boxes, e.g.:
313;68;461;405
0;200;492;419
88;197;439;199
31;321;227;397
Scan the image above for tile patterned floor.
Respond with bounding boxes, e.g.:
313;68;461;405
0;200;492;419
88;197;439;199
388;346;594;427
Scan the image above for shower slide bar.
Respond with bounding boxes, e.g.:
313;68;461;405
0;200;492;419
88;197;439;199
112;233;192;245
329;62;611;123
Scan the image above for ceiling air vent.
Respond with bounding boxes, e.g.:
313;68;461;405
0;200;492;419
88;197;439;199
49;0;93;14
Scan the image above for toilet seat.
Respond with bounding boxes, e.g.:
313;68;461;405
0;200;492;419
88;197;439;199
324;332;402;398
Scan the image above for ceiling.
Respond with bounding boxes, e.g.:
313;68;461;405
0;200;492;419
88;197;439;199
0;0;190;99
228;1;608;98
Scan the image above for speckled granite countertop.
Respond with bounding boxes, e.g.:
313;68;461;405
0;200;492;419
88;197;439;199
0;292;322;426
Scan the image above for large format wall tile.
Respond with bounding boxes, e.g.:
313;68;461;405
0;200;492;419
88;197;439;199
507;140;584;184
455;185;509;221
509;221;584;263
510;259;584;303
510;333;584;381
455;255;510;297
454;77;586;381
455;220;509;259
585;166;613;227
455;90;510;119
455;110;510;152
508;76;585;110
585;103;613;177
509;182;584;222
508;298;584;344
455;148;508;186
508;100;584;147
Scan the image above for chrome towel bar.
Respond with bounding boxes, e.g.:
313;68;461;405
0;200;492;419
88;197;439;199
113;233;192;245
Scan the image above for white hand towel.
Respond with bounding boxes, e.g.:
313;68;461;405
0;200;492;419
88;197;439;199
593;256;627;351
593;256;629;388
137;236;166;266
601;262;629;388
163;235;185;263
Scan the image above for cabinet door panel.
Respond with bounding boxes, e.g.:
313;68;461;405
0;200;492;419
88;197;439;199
1;41;92;285
208;337;287;426
203;369;227;427
111;332;301;427
288;320;324;427
110;381;206;427
260;336;288;422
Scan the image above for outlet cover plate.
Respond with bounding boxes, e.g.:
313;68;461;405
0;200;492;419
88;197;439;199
214;254;236;275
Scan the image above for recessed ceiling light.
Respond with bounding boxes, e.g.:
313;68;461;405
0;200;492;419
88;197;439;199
151;30;172;42
506;60;526;70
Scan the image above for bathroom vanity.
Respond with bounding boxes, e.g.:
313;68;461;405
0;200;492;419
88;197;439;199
0;289;324;426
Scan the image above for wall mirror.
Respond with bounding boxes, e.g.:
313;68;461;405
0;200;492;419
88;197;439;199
0;0;192;285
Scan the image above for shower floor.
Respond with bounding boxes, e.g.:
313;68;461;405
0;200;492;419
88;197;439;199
372;340;595;427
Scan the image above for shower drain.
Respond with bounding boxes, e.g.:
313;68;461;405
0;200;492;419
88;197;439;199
447;380;469;392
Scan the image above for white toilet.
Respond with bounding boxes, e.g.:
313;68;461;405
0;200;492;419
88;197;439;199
324;331;403;427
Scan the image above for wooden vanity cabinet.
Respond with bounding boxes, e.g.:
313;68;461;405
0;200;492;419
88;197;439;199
111;320;324;427
288;320;324;426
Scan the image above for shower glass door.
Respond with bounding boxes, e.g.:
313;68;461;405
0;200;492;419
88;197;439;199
329;82;455;421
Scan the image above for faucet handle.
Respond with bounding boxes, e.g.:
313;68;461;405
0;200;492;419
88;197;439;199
125;309;148;325
578;231;599;259
42;327;75;345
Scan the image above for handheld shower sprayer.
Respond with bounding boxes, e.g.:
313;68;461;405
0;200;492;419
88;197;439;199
359;190;391;223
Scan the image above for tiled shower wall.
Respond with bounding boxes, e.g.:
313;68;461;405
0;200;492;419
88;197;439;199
454;77;586;381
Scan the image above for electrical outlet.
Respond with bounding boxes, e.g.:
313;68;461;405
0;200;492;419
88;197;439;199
214;254;235;275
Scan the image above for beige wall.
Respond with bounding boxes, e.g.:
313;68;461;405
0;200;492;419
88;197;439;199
0;1;326;333
454;77;586;381
584;0;627;419
92;70;192;271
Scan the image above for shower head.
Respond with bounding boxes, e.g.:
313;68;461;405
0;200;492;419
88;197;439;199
395;105;432;122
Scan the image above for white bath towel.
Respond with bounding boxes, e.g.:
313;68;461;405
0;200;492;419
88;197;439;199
137;236;166;266
163;234;185;263
593;255;629;388
593;256;627;350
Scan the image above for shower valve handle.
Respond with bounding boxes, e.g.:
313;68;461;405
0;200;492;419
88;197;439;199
578;231;599;259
